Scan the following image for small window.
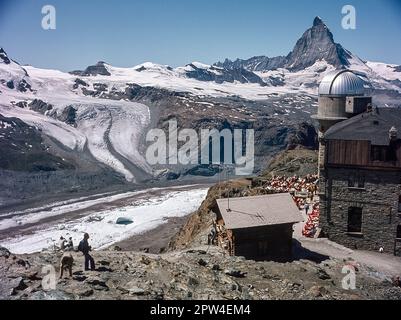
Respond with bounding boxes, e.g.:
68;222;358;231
348;207;362;233
370;145;397;162
357;177;365;188
348;173;365;188
371;146;386;162
348;177;354;188
397;225;401;239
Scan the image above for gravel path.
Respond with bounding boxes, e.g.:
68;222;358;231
294;212;401;278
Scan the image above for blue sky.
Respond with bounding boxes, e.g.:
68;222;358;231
0;0;401;71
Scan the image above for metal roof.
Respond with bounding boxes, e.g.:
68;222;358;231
324;107;401;145
216;193;303;230
319;69;366;96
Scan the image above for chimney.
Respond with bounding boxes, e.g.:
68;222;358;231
389;126;398;141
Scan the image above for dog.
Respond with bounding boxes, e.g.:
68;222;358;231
59;253;74;279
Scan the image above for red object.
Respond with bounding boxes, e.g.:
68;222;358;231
302;206;320;238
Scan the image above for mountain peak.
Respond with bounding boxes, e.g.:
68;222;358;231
285;17;351;71
188;61;212;70
69;61;111;76
313;16;325;27
215;16;353;73
0;47;11;64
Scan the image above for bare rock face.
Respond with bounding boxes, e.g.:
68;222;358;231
72;78;89;89
70;61;111;76
184;63;267;86
285;17;352;72
0;114;73;172
16;79;32;92
0;48;11;64
28;99;53;114
215;56;287;72
58;105;77;126
0;247;11;258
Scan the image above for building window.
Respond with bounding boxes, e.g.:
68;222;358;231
348;173;365;188
348;207;362;233
370;145;397;162
397;225;401;240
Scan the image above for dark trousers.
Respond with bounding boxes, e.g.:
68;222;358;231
84;253;95;270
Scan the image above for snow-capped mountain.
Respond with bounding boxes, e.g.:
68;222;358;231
1;17;401;205
285;16;352;71
215;17;401;94
218;17;354;72
70;60;267;86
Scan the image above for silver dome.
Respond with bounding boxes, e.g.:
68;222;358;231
318;69;366;96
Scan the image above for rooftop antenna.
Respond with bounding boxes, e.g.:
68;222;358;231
225;164;235;212
227;166;231;212
218;162;222;198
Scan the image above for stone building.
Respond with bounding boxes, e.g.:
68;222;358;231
313;69;401;255
212;193;303;262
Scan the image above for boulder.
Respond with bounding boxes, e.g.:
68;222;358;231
0;246;11;258
129;286;147;296
116;217;134;225
224;269;247;278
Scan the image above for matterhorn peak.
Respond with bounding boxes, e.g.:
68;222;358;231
285;16;351;71
313;16;326;27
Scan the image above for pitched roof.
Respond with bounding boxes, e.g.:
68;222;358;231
215;193;303;230
324;108;401;146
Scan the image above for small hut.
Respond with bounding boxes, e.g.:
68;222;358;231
213;193;303;262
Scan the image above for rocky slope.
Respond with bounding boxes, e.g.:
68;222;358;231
260;148;318;178
169;148;318;251
1;245;400;300
0;112;128;208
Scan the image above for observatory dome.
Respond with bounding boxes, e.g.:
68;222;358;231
318;70;366;96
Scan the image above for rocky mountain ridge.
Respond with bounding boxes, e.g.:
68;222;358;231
216;17;354;73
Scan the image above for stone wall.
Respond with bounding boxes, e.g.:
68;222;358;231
319;167;401;255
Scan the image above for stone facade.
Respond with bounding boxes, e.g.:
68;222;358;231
317;135;326;174
319;167;401;255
